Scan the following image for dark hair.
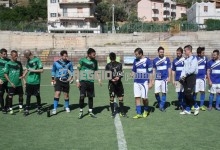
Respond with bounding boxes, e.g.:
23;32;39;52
109;52;116;61
157;46;164;52
87;48;96;55
60;50;68;56
176;47;183;53
134;48;143;55
184;45;193;52
197;47;205;54
0;48;7;54
213;49;219;55
11;50;17;54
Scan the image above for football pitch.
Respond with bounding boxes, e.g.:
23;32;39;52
0;69;219;150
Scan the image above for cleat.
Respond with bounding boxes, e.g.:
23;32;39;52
78;111;83;119
216;107;220;111
37;109;42;115
65;107;70;113
19;108;24;113
24;110;29;116
143;110;149;118
180;110;191;115
132;114;143;119
89;112;97;118
194;107;199;116
208;106;212;111
159;108;166;112
120;113;128;118
200;106;206;111
2;109;7;114
191;106;195;111
52;109;57;115
111;112;116;118
9;109;14;115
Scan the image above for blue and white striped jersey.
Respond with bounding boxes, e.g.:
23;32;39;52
153;56;171;80
207;59;220;84
196;56;208;79
172;57;185;81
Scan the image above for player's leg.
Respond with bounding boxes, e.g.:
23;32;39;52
78;81;86;119
159;80;168;112
116;81;126;117
198;79;206;110
174;81;181;110
0;83;5;113
141;81;150;117
193;79;200;106
52;79;61;115
62;82;70;113
215;85;220;110
208;84;216;111
87;82;96;118
24;83;31;116
17;86;24;112
133;83;143;119
7;87;14;114
108;82;116;117
154;80;161;107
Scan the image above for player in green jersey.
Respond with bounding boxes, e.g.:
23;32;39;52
22;50;44;116
76;48;102;119
0;48;10;113
4;50;24;114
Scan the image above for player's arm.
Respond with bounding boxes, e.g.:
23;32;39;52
29;59;44;73
167;58;171;82
51;62;57;85
4;64;15;88
95;60;102;86
207;68;212;86
114;63;123;81
68;61;74;83
172;70;176;86
76;59;82;87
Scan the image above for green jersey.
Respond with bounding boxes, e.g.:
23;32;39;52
78;57;98;82
26;56;43;85
0;57;10;82
4;60;23;87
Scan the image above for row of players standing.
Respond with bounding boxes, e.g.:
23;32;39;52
0;46;219;118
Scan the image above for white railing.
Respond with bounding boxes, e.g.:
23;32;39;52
60;0;93;3
152;14;159;18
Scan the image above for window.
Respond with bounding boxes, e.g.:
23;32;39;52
77;7;83;13
51;0;56;3
204;6;208;12
63;8;68;17
50;13;56;17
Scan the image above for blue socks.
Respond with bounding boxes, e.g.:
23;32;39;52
136;105;141;115
65;99;69;108
160;94;166;109
144;106;149;111
178;92;184;107
209;93;214;107
155;94;161;104
53;98;59;109
200;92;205;107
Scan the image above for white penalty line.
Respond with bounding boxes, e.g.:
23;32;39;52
114;114;128;150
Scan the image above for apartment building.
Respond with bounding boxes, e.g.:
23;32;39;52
138;0;186;22
47;0;100;33
0;0;9;7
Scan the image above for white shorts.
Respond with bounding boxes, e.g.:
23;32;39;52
175;81;184;92
195;78;206;93
134;81;148;99
154;80;168;93
209;84;220;94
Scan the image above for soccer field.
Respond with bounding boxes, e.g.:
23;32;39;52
0;70;219;150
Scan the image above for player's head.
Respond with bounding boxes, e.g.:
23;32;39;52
212;49;219;61
176;47;183;58
60;50;68;61
134;48;143;59
23;50;32;59
157;46;164;58
197;47;205;57
109;52;116;61
184;45;192;57
87;48;96;59
0;48;8;59
10;50;18;61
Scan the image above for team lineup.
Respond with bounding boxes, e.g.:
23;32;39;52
0;46;219;118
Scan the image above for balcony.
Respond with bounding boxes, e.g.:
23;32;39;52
170;9;176;12
164;0;170;4
59;13;95;20
163;14;170;18
163;7;170;12
152;14;159;18
152;5;158;10
59;0;94;5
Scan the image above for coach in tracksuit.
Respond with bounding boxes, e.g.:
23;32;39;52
179;45;199;116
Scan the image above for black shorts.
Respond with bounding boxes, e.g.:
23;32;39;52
54;79;70;93
8;86;24;96
0;81;8;94
25;84;40;96
80;81;95;97
108;80;124;97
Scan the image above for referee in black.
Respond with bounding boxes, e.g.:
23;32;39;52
179;45;199;116
105;52;127;118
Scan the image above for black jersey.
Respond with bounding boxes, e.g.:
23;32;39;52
105;61;123;80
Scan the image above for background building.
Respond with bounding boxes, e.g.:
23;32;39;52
0;0;9;7
47;0;100;33
138;0;186;22
187;1;220;24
